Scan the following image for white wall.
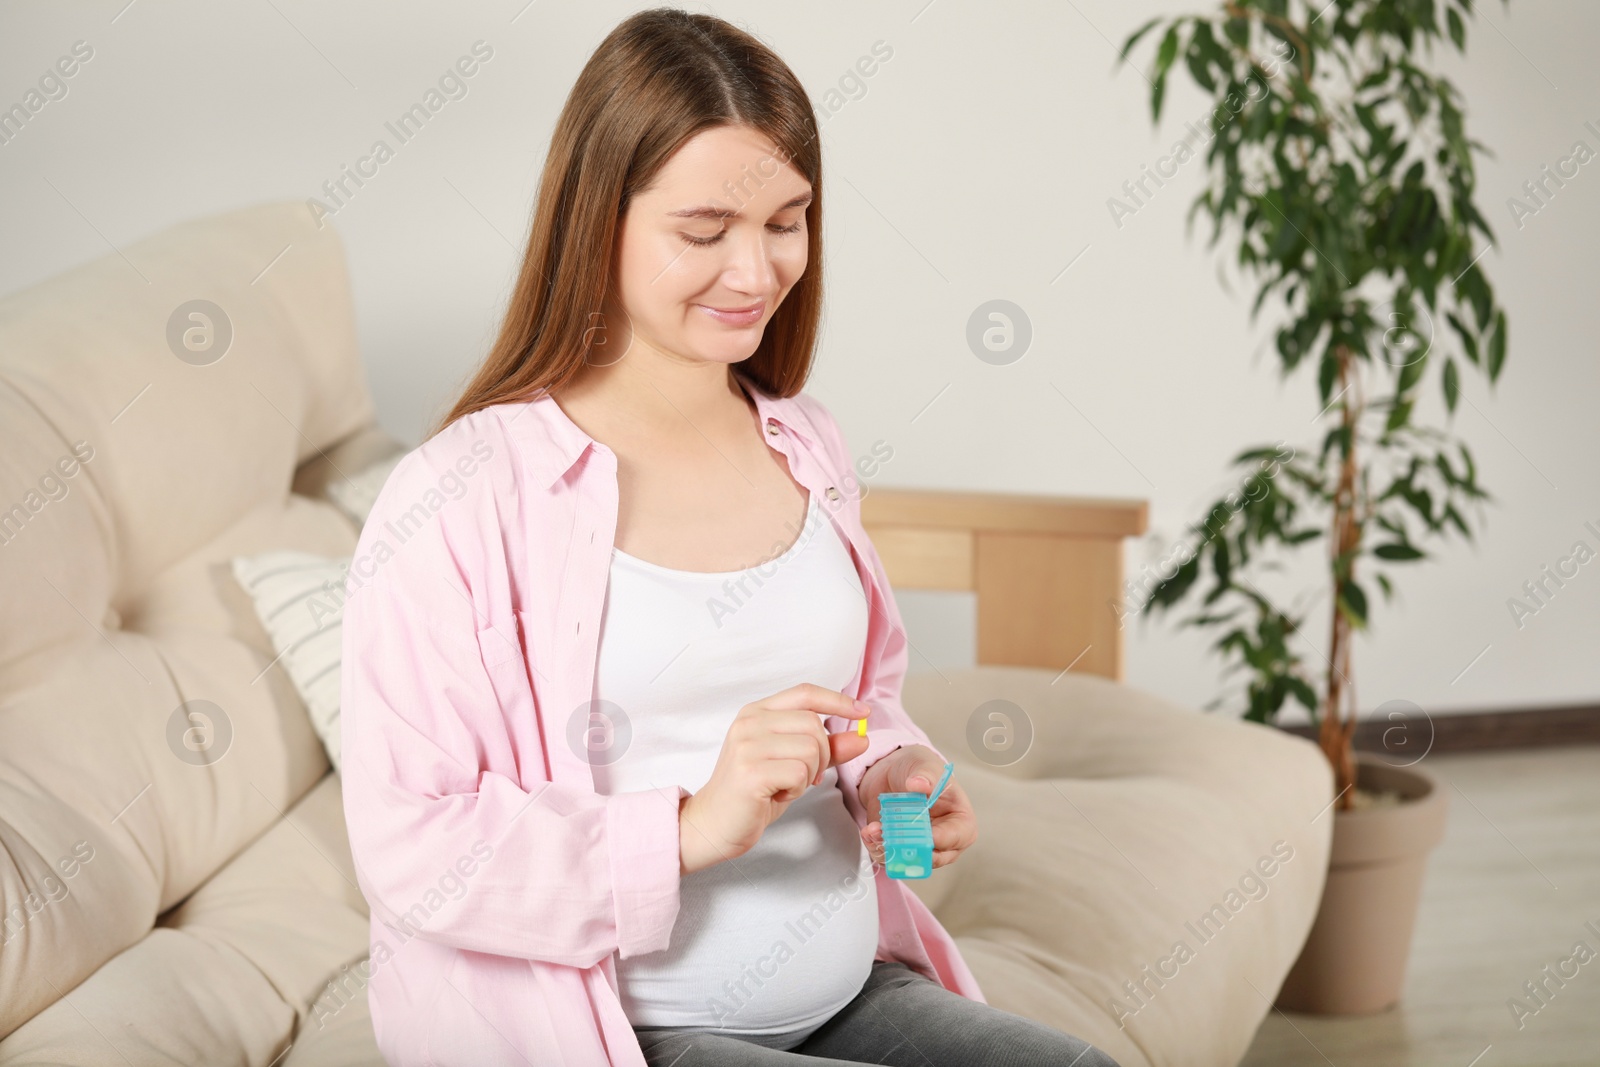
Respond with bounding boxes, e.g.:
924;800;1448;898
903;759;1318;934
2;0;1595;724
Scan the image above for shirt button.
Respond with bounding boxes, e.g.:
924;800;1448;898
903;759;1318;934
766;420;779;435
826;486;840;501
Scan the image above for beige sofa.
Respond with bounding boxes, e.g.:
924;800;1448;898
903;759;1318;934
0;201;1333;1067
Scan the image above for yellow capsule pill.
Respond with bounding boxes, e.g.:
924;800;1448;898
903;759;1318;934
857;718;868;737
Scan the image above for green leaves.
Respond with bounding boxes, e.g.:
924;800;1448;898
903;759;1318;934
1118;16;1163;66
1123;0;1506;730
1446;310;1479;365
1186;19;1224;93
1396;347;1429;395
1208;597;1316;725
1212;536;1233;590
1385;396;1414;434
1338;579;1370;629
1459;259;1494;330
1318;347;1339;405
1146;552;1201;611
1486;308;1507;383
1287;675;1320;715
1443;356;1460;413
1152;23;1183;121
1223;13;1249;50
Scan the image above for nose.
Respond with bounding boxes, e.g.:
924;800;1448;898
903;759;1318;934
720;224;780;296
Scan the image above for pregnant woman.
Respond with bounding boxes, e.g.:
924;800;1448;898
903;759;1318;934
340;8;1118;1066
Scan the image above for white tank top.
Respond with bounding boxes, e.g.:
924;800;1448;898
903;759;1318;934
591;492;878;1048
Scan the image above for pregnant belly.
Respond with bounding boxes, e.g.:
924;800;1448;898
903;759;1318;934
616;775;880;1035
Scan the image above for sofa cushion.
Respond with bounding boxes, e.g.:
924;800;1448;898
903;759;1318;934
0;201;372;666
901;666;1334;1067
0;201;375;1039
0;773;372;1064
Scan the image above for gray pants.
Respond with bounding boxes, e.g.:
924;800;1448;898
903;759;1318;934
633;961;1120;1066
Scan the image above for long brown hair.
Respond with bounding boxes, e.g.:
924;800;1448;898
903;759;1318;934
425;8;824;442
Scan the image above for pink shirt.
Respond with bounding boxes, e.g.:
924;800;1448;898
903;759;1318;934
339;370;985;1066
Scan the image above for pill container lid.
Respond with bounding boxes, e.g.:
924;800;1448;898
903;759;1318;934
923;762;955;809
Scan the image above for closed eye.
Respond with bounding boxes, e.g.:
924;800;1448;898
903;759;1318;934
681;219;804;247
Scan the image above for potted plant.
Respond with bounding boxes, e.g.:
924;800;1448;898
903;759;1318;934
1118;0;1507;1014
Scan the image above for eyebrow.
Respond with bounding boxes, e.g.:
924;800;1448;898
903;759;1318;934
667;191;813;221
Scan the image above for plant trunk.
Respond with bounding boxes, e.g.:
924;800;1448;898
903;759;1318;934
1320;344;1359;811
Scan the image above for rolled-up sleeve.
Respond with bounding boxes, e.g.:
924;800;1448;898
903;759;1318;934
338;450;684;969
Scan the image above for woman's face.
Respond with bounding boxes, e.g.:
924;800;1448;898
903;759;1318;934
602;124;811;371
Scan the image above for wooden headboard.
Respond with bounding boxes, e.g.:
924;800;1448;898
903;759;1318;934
860;488;1148;681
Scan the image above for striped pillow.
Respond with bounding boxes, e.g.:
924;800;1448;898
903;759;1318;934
231;550;350;773
326;453;404;528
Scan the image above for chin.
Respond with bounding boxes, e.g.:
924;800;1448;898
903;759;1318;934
686;333;765;366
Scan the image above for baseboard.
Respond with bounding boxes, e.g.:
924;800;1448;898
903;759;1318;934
1280;704;1600;754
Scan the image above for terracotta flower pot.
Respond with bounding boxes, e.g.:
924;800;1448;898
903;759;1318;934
1275;755;1450;1014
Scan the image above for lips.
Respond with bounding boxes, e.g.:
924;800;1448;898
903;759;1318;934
697;301;766;326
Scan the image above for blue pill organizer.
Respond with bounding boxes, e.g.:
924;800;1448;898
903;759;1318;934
879;792;935;878
878;762;955;880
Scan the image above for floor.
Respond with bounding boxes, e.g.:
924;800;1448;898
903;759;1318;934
1240;745;1600;1067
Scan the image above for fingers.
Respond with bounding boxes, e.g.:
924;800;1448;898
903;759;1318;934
897;750;949;796
860;822;885;866
750;685;867;786
826;730;869;771
736;704;829;788
745;734;825;793
758;756;818;804
732;687;870;796
929;792;977;856
764;683;870;721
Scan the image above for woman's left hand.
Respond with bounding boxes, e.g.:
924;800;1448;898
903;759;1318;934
856;744;977;871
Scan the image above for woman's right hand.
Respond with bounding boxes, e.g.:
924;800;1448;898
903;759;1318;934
679;684;870;875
